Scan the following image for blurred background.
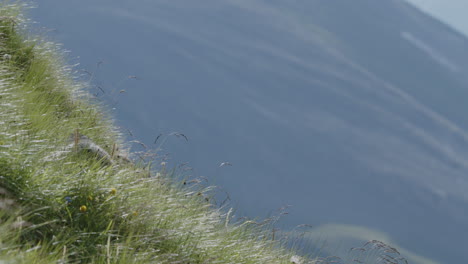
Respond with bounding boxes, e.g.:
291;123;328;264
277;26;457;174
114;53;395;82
30;1;468;263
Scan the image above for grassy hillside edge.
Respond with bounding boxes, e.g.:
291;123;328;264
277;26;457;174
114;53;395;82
0;4;310;264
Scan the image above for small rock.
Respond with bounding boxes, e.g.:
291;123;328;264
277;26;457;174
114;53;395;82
290;255;303;264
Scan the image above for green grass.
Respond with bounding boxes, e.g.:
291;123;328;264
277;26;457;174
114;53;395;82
0;3;412;264
0;3;313;264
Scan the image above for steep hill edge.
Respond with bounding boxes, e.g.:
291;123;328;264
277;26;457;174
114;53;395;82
0;4;308;264
0;3;410;264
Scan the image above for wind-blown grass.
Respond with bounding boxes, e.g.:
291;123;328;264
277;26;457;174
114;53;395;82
0;3;411;264
0;3;311;264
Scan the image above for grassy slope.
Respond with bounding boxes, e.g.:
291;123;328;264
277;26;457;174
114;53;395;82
0;3;310;264
0;4;413;264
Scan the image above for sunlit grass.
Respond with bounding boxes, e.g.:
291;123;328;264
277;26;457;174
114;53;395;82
0;3;311;264
0;2;412;264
